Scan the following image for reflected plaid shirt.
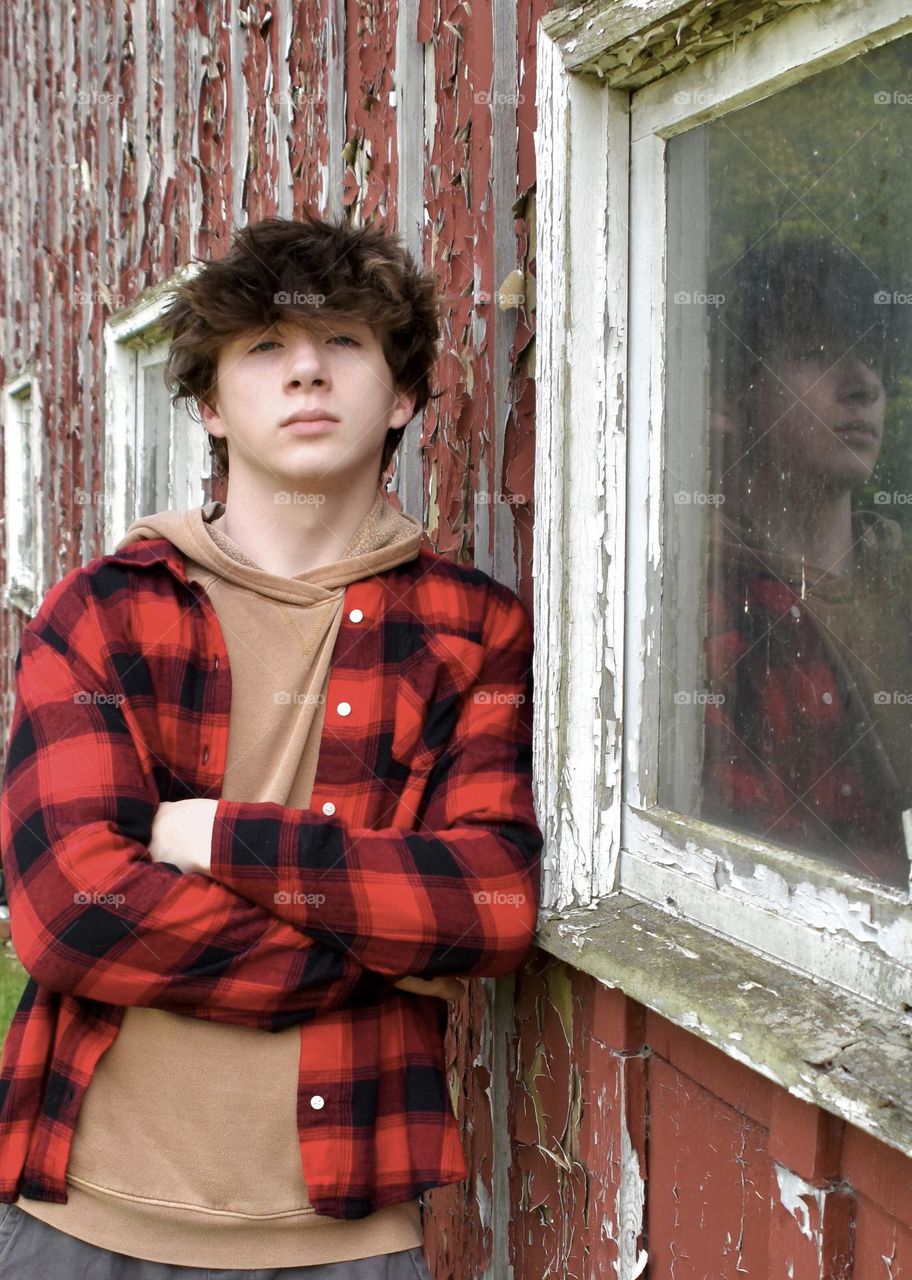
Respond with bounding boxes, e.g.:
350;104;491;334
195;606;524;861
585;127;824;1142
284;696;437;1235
0;536;543;1217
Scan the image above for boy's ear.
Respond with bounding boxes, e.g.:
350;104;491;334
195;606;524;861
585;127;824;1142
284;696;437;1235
199;397;227;438
390;387;417;429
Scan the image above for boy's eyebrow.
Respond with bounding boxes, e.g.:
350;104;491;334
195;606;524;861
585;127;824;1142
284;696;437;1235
265;316;374;337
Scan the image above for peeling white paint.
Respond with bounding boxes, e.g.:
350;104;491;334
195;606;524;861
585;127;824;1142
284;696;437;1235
775;1165;822;1243
613;1066;648;1280
534;28;628;914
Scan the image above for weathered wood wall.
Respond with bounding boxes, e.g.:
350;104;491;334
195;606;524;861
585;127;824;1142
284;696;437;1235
0;6;544;1280
1;3;910;1279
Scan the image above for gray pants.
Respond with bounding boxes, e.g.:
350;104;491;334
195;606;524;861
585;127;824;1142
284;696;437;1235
0;1203;435;1280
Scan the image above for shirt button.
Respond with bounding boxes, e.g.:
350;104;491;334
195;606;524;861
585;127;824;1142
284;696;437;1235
349;608;364;623
310;1095;325;1110
822;692;833;705
202;746;209;764
337;701;351;717
840;784;853;797
322;801;336;816
214;656;220;670
790;605;801;619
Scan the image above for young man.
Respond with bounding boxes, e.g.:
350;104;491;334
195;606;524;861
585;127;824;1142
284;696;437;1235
699;236;912;888
0;213;543;1277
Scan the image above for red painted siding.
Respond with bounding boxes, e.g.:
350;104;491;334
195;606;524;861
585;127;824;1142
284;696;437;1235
0;4;909;1278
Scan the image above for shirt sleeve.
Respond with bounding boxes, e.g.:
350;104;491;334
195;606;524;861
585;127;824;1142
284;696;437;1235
0;628;394;1029
208;584;544;980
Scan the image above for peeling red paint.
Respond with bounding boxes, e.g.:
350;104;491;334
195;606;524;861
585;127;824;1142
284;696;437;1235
2;4;912;1279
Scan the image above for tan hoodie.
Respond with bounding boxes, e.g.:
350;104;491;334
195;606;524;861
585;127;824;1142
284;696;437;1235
17;492;461;1268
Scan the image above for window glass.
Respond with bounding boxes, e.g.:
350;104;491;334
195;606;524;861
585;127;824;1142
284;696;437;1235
658;34;912;890
15;393;34;578
139;359;173;515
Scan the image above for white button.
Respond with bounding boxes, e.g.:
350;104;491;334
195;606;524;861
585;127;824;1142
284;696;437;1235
840;784;853;797
822;692;833;705
337;701;351;716
310;1095;325;1110
790;605;801;619
349;608;364;623
322;801;336;816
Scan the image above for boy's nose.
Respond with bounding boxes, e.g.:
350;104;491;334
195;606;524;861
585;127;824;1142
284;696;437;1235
839;355;884;403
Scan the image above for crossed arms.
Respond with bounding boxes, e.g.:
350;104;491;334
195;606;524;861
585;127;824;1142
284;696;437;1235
0;586;541;1029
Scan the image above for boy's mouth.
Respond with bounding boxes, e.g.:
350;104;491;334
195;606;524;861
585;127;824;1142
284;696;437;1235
833;420;879;443
281;418;339;436
280;409;340;428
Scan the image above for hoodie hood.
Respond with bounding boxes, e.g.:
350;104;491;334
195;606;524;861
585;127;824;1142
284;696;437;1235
113;490;426;605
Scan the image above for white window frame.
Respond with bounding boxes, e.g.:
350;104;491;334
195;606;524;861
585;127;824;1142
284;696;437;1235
103;264;208;552
2;371;44;616
533;0;912;1011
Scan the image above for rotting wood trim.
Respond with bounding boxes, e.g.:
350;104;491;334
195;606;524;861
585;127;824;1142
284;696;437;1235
536;892;912;1161
540;0;826;87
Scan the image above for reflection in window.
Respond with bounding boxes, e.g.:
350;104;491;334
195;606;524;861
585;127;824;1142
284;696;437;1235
658;34;912;890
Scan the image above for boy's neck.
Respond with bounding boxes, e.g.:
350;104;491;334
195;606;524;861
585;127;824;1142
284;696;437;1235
211;473;383;577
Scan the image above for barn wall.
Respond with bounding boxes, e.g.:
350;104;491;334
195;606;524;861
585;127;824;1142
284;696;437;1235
0;6;547;1280
1;4;910;1279
514;959;912;1280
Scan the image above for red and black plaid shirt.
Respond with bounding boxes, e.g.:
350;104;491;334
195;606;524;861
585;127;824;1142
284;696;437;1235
0;535;543;1217
701;525;911;886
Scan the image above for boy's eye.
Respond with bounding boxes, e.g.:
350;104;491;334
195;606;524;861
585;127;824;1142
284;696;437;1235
249;335;359;352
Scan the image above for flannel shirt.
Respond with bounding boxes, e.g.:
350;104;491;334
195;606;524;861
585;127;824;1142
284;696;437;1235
701;528;911;885
0;535;543;1217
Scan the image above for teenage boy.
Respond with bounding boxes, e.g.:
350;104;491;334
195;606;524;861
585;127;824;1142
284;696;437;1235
700;235;912;888
0;213;543;1278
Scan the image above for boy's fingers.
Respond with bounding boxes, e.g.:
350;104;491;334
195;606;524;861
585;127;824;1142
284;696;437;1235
393;975;466;1000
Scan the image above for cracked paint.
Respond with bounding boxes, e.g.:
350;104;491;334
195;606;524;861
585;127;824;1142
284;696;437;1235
4;4;912;1280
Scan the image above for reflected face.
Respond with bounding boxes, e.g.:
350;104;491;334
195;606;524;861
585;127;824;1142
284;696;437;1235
741;348;886;490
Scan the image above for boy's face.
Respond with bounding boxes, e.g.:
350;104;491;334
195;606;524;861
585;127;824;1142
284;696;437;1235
735;346;886;492
200;315;416;490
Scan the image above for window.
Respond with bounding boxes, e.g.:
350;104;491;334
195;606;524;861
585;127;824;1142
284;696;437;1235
103;269;208;551
2;373;44;615
658;36;912;894
534;0;912;1011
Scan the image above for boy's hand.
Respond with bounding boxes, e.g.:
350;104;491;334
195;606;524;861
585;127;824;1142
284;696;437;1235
392;974;466;1001
149;801;466;1001
148;799;218;875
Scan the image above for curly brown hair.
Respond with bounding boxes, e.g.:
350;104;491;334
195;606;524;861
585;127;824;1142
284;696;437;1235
158;211;443;482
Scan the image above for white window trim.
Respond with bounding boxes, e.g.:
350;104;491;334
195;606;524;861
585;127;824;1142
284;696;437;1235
533;0;912;1011
103;264;207;552
2;371;44;616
